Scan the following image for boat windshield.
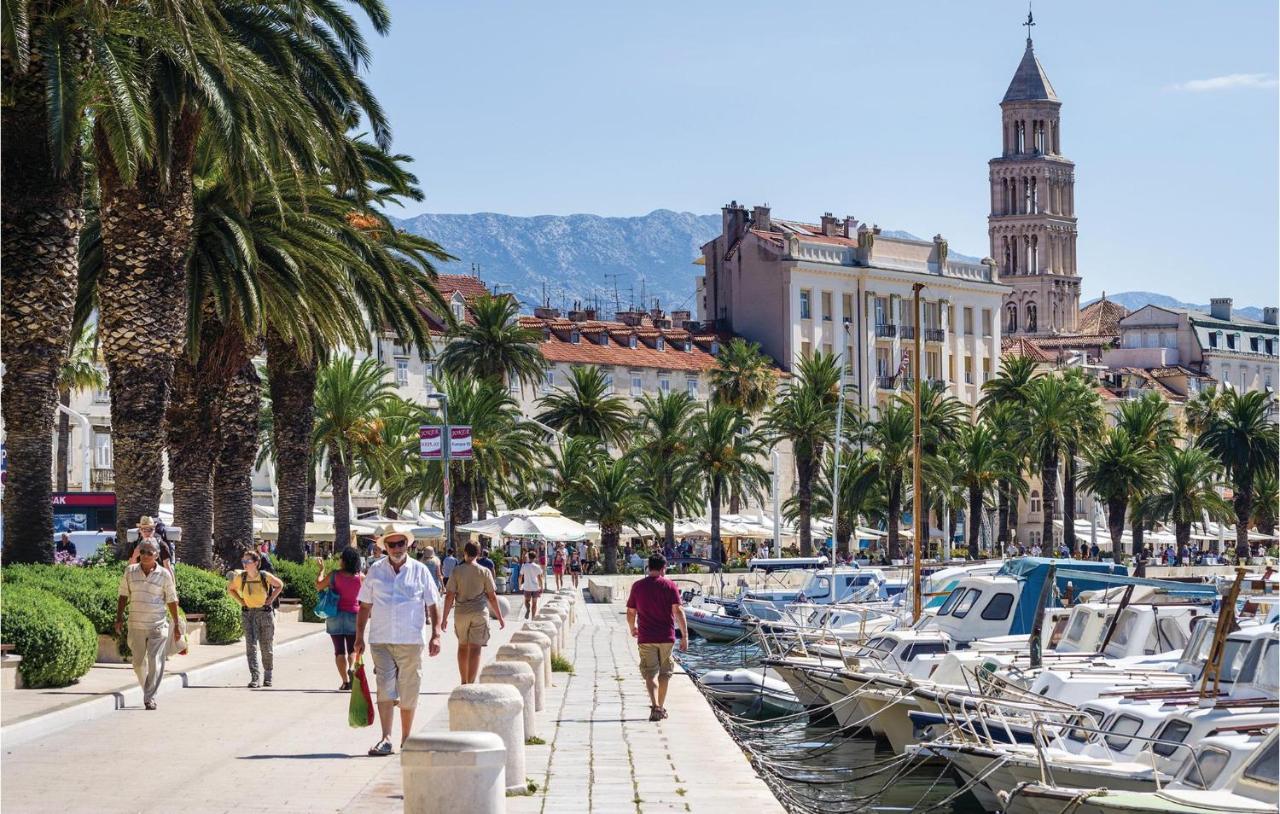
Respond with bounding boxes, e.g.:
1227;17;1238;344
1242;738;1279;786
936;587;965;616
1103;714;1144;751
1218;639;1250;683
1181;746;1230;789
1151;720;1193;757
852;637;895;659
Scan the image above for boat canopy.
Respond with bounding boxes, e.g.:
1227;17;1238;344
997;557;1128;635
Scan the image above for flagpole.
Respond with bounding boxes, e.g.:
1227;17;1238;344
912;283;924;624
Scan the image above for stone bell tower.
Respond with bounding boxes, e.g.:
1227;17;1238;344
988;11;1081;336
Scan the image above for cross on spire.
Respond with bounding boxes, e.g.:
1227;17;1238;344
1023;4;1035;46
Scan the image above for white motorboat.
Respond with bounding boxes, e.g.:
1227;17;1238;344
697;667;805;718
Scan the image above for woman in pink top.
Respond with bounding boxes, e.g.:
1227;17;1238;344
315;547;365;690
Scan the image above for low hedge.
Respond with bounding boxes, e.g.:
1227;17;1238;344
3;564;122;634
2;583;97;687
273;558;330;623
173;564;242;644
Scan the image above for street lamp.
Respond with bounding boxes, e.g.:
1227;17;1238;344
427;392;451;548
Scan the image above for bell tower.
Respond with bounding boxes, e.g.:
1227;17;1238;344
988;11;1081;336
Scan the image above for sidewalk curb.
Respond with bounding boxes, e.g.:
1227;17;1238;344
2;628;327;749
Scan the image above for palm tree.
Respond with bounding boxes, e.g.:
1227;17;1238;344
1251;469;1278;539
1184;385;1227;440
802;447;883;556
510;436;606;512
980;357;1040;550
1143;447;1233;552
213;362;262;568
55;330;106;492
762;353;842;556
709;338;776;415
1059;368;1104;553
952;423;1010;559
979;356;1042;409
1198;389;1280;559
562;457;655;574
535;366;632;446
1023;376;1075;551
1080;428;1160;557
632;392;700;546
687;404;769;564
1112;392;1178;556
437;294;546;389
313;357;398;548
867;401;914;561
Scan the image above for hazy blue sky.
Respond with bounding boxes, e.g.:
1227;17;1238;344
365;1;1278;305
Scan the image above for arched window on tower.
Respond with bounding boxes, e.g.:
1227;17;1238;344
1006;303;1018;333
1026;303;1038;333
1002;179;1011;214
1030;235;1039;274
1016;121;1025;153
1031;177;1038;212
1003;237;1013;275
1023;177;1032;214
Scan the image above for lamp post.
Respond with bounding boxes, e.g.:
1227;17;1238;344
428;392;451;549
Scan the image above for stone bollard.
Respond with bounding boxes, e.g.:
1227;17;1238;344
449;684;526;796
402;731;506;814
536;608;567;650
525;620;560;657
480;661;537;739
511;629;553;685
497;594;514;618
497;642;545;711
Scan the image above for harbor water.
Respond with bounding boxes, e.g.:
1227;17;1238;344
678;638;985;814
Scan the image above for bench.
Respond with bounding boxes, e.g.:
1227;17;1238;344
279;598;302;606
586;580;614;604
184;614;206;622
0;643;14;654
1;645;22;690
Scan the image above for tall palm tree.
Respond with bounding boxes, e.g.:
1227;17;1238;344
867;401;914;561
562;457;655;574
980;357;1040;550
509;436;606;513
801;447;883;556
709;338;775;416
313;356;398;548
687;404;769;564
1183;385;1227;440
1059;368;1104;553
632;392;700;546
952;423;1010;559
55;330;106;492
1112;392;1178;556
535;366;632;446
1080;428;1160;557
213;361;261;568
1023;376;1075;550
762;352;842;556
1250;469;1278;539
1198;389;1280;559
1143;446;1233;552
437;294;546;389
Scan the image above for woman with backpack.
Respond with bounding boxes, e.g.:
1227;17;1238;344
315;547;365;690
227;550;284;688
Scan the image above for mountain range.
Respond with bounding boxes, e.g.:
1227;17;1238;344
391;210;1271;323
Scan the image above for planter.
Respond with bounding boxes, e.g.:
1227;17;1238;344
97;633;127;664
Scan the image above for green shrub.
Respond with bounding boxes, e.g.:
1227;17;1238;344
2;583;96;687
173;564;242;643
3;563;123;634
273;558;326;622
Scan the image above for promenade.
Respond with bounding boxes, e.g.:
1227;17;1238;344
1;582;783;814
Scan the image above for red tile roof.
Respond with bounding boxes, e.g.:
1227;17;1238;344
433;274;492;300
1077;297;1128;336
517;315;768;375
1000;336;1054;363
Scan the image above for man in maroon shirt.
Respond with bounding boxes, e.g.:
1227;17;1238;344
625;554;688;721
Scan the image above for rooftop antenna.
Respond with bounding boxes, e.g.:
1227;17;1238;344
542;282;548;308
603;273;624;314
639;276;647;312
1023;2;1035;45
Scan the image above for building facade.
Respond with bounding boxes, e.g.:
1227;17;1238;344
698;205;1009;412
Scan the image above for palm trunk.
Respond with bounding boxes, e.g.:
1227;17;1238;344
968;484;983;559
796;455;813;557
56;390;72;492
266;329;316;562
214;361;261;569
663;510;675;548
96;113;200;548
1040;448;1058;550
165;350;221;569
836;515;852;558
602;526;619;574
1062;443;1078;552
887;475;902;561
1107;496;1127;557
474;474;489;521
997;478;1011;548
1175;520;1191;552
729;494;741;514
330;446;351;551
1130;512;1145;558
710;476;723;565
449;464;473;550
1;41;84;564
1234;489;1252;560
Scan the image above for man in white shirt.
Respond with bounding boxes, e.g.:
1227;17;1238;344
115;540;182;710
519;550;545;618
355;531;442;756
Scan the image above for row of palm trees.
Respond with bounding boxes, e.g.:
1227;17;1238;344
2;0;452;566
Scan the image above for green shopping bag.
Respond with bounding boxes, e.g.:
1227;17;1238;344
348;656;375;728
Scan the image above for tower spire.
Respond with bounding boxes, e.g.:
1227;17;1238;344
1023;4;1035;47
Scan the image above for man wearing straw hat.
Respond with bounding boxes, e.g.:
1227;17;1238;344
355;530;442;756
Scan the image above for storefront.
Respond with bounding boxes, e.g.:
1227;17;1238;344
51;492;117;535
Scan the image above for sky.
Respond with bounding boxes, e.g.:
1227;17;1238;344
362;1;1279;306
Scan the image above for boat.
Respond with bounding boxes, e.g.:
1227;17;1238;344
696;667;805;718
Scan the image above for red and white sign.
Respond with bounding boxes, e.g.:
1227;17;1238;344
419;426;443;459
420;426;473;460
448;426;473;460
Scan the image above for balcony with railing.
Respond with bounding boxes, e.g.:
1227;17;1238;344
874;323;896;338
876;376;895;390
899;325;916;340
924;328;945;343
91;468;115;491
928;378;946;389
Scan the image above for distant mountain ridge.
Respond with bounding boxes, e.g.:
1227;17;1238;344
391;209;980;316
1084;291;1268;322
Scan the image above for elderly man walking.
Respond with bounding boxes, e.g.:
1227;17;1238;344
354;531;442;756
441;542;505;684
626;554;689;722
114;540;182;710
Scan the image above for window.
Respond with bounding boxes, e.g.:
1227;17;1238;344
842;294;853;323
876;348;892;378
1182;747;1230;789
982;358;992;383
800;290;812;320
964;356;974;384
92;431;113;469
602;372;614;394
1242;738;1279;786
801;341;812;359
451;300;465;322
874;297;889;326
542;370;555;393
631;376;643;396
1250;337;1260;352
951;589;982;618
656;336;665;351
980;593;1015;621
981;309;993;337
628;335;638;349
963;307;974;335
394;357;409;387
1227;333;1237;350
936;587;966;616
1151;720;1193;757
1102;714;1143;752
570;329;580;344
821;291;833;321
658;377;670;394
1222;364;1231;383
1266;338;1275;355
1236;639;1267;684
1030;490;1041;513
902;642;948;660
686;378;698;397
823;343;833;357
1067;708;1105;743
92;372;110;404
1209;332;1219;348
1156;617;1189;652
597;333;609;346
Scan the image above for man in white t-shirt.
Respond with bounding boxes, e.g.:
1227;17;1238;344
519;550;545;618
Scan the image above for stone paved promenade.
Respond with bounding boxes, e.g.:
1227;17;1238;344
1;583;784;814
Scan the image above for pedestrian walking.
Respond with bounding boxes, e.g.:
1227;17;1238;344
128;516;174;574
316;546;365;690
507;547;522;594
569;551;583;589
441;542;505;684
625;554;688;722
227;550;284;688
114;540;182;710
422;545;444;591
520;550;544;618
1134;545;1150;578
354;531;442;756
552;543;566;591
477;548;497;582
441;547;458;587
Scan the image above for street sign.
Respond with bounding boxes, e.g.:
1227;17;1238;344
420;425;473;460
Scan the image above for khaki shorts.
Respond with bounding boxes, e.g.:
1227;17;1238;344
638;642;675;680
369;643;424;709
454;613;490;646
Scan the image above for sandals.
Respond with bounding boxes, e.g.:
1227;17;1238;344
340;680;352;692
648;705;662;722
368;738;394;757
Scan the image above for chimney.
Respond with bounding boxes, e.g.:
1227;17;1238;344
533;305;561;319
843;216;859;237
671;309;692;328
1264;307;1279;326
751;204;771;231
820;212;839;236
1210;298;1233;321
614;310;645;327
567;300;596;322
722;201;748;242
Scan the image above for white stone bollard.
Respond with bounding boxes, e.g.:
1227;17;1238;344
480;661;537;739
449;684;527;796
497;642;545;711
402;730;506;814
537;608;567;650
511;629;553;685
525;620;560;657
497;594;514;618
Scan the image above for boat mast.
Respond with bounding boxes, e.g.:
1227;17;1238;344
1200;566;1246;699
912;282;924;623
